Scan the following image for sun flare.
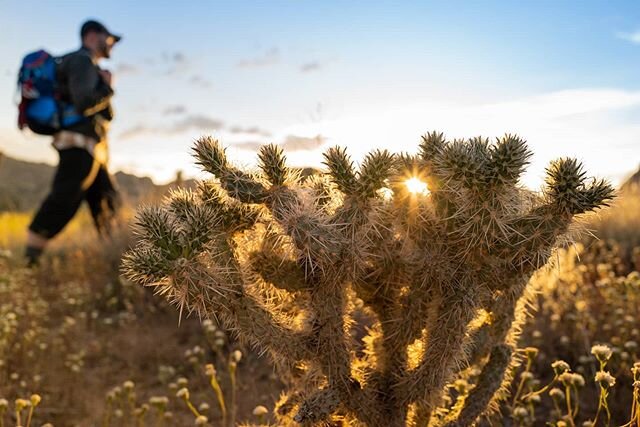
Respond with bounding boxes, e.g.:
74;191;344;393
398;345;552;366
405;177;429;195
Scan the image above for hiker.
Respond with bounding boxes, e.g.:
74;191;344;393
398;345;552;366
24;20;122;265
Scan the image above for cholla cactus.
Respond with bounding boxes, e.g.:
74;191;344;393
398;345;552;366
122;132;613;426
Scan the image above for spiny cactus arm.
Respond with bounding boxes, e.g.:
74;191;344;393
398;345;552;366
193;136;268;204
326;148;397;291
131;201;227;265
247;250;308;292
444;284;525;425
216;277;312;364
252;144;365;403
387;253;449;363
416;132;467;221
275;391;302;421
543;158;615;215
355;149;395;199
424;133;531;191
466;281;525;364
197;180;262;232
131;205;183;259
257;143;300;186
307;274;360;392
293;387;341;424
323;146;359;195
123;205;312;363
443;344;513;427
364;254;427;389
486;134;532;187
489;159;615;269
417;131;447;187
305;173;340;213
165;189;222;254
431;137;490;191
254;144;344;274
121;243;171;286
401;281;483;409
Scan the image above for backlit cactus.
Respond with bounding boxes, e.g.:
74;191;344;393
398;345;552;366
122;132;614;426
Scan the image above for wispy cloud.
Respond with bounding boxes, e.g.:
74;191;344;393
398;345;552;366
170;115;224;133
232;141;264;151
115;63;138;75
189;75;212;89
162;105;187;115
616;30;640;44
119;124;152;140
282;134;326;151
237;48;280;68
300;61;323;73
161;51;190;75
119;115;225;140
228;125;271;137
231;134;326;153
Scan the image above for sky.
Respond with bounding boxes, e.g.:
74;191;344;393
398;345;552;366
0;0;639;188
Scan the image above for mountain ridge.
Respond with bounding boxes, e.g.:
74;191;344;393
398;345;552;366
0;152;178;212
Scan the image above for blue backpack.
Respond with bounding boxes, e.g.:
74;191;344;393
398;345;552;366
17;50;84;135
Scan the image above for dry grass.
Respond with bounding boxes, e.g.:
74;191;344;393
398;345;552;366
0;213;281;427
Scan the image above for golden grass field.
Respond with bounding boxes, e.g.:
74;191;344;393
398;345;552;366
1;185;640;426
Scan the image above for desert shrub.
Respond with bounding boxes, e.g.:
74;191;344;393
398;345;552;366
507;240;640;426
123;132;613;426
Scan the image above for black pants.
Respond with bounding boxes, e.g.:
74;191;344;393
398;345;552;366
29;148;120;239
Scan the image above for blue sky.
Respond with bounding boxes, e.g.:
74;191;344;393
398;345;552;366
1;0;639;187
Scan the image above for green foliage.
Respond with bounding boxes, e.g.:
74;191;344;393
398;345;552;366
123;132;613;426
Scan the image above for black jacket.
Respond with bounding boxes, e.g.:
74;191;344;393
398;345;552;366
56;47;114;142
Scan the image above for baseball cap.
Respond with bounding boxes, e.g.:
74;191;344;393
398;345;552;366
80;20;122;43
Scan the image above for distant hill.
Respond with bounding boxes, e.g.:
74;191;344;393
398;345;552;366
0;152;185;212
621;166;640;193
0;150;327;212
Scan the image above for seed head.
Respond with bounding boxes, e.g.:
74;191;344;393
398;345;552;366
176;388;190;400
520;372;534;383
231;350;243;363
205;363;217;377
253;405;269;416
551;360;571;375
595;371;616;388
512;406;528;419
0;398;7;410
525;394;541;404
591;344;613;362
30;394;41;406
15;398;30;411
195;415;208;425
149;396;169;409
559;372;585;387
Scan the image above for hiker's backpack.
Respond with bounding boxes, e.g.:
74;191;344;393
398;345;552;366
17;50;84;135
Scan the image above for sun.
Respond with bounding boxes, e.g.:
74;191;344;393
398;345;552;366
405;177;429;195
